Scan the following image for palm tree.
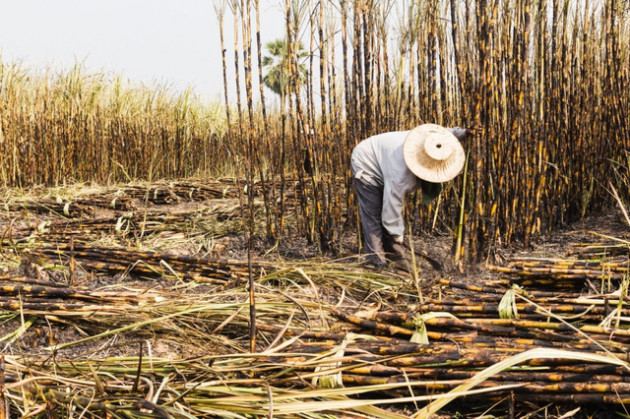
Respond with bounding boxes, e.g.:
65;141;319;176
262;39;308;98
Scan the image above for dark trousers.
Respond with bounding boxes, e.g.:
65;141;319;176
353;178;398;265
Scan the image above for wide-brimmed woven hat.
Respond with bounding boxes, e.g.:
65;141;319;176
402;124;466;183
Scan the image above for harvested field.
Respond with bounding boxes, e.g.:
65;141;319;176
1;179;629;418
1;0;628;416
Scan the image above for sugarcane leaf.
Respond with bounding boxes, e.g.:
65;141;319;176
411;312;457;344
498;287;518;319
413;348;630;418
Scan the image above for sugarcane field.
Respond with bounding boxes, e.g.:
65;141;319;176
1;0;630;418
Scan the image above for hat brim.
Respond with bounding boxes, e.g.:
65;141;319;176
403;124;466;183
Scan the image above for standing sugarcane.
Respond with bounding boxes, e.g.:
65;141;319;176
239;0;258;354
261;36;308;237
214;0;232;156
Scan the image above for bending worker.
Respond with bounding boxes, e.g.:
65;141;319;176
351;124;468;268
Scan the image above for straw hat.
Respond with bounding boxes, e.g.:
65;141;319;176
402;124;466;183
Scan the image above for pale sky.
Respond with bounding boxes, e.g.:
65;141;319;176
0;0;286;101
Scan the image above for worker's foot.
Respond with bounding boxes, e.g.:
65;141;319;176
389;242;407;261
384;241;409;268
387;257;412;272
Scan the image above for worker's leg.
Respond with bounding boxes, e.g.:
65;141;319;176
353;178;387;266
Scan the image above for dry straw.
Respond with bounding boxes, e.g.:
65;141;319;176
1;1;629;255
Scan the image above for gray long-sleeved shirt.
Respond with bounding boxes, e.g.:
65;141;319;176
351;128;466;238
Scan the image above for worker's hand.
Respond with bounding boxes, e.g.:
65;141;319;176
466;121;483;138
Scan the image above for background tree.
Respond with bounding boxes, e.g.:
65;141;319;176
262;39;308;100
